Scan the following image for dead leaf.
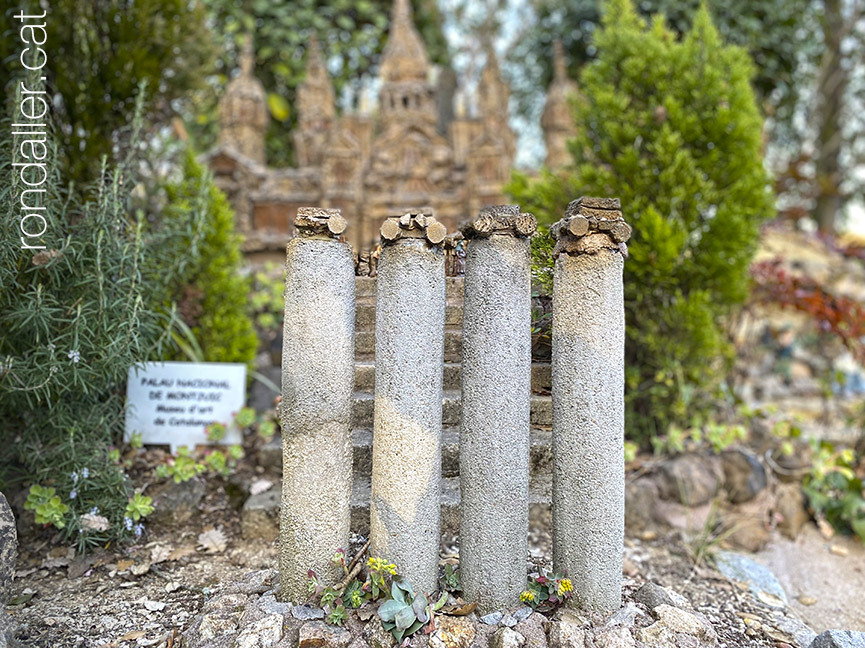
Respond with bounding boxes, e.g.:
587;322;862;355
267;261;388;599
150;545;171;564
80;513;110;532
41;547;74;569
197;528;227;553
119;630;147;641
167;545;196;562
446;602;476;616
357;605;377;621
32;249;62;266
116;559;134;572
7;588;35;606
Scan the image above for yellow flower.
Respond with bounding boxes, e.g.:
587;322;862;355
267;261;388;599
557;579;573;596
520;590;535;603
367;556;398;576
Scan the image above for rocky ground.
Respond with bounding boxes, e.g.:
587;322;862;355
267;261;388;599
3;494;839;648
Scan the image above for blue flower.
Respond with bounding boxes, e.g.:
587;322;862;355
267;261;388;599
124;516;133;531
69;490;77;500
67;349;81;364
89;507;99;515
134;524;144;538
81;467;89;479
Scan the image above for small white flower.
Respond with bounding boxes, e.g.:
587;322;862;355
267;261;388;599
69;490;77;500
68;350;81;363
70;471;79;483
124;516;133;531
89;506;99;515
81;467;89;479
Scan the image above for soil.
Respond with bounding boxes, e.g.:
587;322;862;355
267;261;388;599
6;478;819;648
757;524;865;632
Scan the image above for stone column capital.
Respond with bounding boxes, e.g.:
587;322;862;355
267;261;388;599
379;211;448;246
295;206;348;238
550;196;631;258
461;204;537;239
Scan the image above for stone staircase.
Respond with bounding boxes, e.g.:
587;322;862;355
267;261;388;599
244;276;554;540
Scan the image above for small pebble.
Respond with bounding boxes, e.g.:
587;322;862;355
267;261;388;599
480;612;503;626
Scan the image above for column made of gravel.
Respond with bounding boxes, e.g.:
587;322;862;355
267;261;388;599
459;205;535;612
279;208;354;602
371;219;446;594
551;197;630;614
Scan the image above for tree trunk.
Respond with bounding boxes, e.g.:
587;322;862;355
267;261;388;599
812;0;848;234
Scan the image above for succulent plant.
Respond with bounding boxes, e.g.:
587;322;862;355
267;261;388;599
378;579;446;642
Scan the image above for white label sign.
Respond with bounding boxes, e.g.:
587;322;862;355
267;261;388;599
125;362;247;452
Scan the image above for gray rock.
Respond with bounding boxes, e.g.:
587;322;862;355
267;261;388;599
227;569;279;596
258;594;293;616
292;605;326;621
714;551;787;607
501;614;518;628
512;607;533;623
0;492;18;648
656;454;722;507
241;490;280;541
548;610;586;648
199;613;241;641
636;605;717;648
481;612;504;626
605;603;642;628
592;626;636;648
771;613;817;648
149;477;206;525
298;620;351;648
204;593;249;613
0;492;16;604
721;449;767;504
514;613;548;648
624;478;660;533
810;630;865;648
0;605;19;648
633;583;675;611
236;613;284;648
362;617;396;648
490;628;525;648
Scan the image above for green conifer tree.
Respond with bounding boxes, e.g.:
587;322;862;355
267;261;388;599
510;0;773;443
162;152;258;368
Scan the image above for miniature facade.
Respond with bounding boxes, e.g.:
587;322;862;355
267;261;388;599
207;0;578;257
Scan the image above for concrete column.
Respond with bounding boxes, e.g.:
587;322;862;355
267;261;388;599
371;212;447;594
460;205;537;612
550;196;631;613
280;207;354;602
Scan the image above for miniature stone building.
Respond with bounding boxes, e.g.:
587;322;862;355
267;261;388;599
541;41;580;171
206;0;517;258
